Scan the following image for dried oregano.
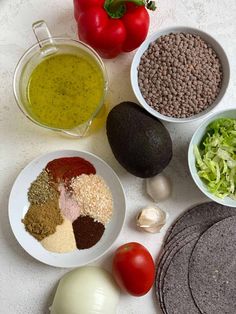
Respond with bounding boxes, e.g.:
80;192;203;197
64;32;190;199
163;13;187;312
28;169;58;205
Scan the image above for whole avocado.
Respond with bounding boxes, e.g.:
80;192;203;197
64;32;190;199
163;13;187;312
106;102;173;178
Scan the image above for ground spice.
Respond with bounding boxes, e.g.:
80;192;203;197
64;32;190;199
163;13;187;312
22;198;63;241
71;174;113;224
72;215;105;249
46;157;96;182
58;183;81;222
41;216;76;253
28;169;58;205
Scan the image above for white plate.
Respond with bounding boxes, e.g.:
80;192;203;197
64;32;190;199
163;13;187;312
8;150;126;267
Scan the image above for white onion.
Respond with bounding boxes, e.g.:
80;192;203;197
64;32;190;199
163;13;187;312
50;266;120;314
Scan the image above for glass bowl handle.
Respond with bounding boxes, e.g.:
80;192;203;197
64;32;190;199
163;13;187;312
32;20;58;56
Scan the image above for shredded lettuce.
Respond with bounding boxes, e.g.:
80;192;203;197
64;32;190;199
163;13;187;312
194;118;236;199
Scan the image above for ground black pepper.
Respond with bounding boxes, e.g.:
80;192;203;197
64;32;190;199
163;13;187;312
72;215;105;249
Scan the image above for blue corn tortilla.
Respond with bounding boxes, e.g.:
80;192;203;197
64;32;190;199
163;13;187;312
189;216;236;314
156;202;236;314
163;238;201;314
165;202;236;244
157;225;203;291
156;231;201;313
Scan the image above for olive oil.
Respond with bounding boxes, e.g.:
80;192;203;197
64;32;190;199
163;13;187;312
27;53;104;129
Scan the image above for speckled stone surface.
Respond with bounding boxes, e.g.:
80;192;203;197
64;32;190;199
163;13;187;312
0;0;236;313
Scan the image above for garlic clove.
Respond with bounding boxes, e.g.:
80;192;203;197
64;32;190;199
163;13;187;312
136;206;167;233
143;225;163;233
146;173;171;202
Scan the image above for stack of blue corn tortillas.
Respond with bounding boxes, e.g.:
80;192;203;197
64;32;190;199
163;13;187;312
156;202;236;314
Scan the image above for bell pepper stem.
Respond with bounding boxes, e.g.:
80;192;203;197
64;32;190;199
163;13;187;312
104;0;156;19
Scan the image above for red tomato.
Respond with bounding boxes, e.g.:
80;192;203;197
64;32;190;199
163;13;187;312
112;242;155;296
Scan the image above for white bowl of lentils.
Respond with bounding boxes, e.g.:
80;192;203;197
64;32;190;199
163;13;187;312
131;26;230;123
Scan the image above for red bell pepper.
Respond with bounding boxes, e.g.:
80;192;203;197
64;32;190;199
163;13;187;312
73;0;156;58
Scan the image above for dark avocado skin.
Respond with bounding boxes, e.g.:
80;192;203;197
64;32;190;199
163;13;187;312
106;102;173;178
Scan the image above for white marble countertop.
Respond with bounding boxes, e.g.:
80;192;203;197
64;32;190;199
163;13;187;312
1;0;236;313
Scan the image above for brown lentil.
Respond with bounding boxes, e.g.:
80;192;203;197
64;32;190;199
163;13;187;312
138;32;223;118
28;169;58;205
72;215;105;249
22;197;63;241
71;174;113;225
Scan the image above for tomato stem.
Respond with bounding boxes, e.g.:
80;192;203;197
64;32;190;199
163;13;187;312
104;0;156;19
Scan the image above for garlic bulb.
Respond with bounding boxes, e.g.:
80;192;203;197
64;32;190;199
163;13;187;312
136;206;167;233
146;174;171;202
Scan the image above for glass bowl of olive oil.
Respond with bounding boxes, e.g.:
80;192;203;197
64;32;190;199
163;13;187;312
13;20;108;137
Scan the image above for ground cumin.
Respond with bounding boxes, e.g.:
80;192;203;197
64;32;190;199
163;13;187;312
22;198;63;241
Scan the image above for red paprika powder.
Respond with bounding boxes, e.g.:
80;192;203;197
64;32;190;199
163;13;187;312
46;157;96;183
